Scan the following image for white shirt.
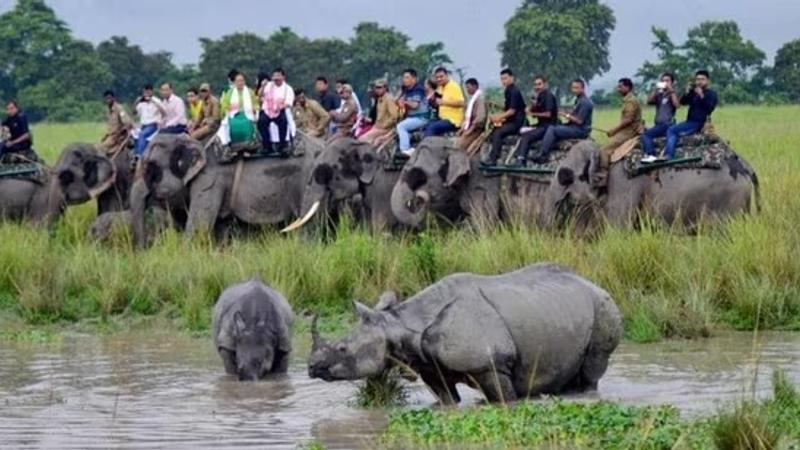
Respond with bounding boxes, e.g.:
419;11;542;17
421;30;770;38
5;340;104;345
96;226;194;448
136;98;163;126
161;94;188;128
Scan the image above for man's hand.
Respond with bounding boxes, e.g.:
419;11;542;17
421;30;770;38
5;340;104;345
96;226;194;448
694;87;704;98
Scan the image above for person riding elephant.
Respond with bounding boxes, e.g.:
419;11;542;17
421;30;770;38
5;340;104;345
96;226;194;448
389;137;551;229
282;137;404;234
0;144;117;226
130;132;324;247
545;140;760;232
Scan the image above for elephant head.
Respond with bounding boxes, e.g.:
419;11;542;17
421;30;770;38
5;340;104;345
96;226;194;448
138;134;206;201
390;137;470;228
283;137;380;232
54;144;117;205
545;140;602;228
131;134;205;247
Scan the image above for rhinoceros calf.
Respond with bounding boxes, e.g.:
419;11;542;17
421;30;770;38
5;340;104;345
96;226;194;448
212;279;294;381
308;263;622;404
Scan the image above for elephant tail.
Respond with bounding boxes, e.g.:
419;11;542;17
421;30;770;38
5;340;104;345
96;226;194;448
751;171;761;214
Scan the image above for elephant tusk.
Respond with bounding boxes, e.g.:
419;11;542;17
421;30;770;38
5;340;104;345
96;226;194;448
89;170;117;200
281;201;321;233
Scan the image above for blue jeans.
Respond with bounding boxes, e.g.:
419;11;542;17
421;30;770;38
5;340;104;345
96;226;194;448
135;123;158;156
539;125;589;157
424;120;458;138
665;121;703;160
640;123;671;156
396;117;428;151
161;124;187;135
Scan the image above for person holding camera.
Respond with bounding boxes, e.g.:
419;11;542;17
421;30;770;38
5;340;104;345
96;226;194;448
641;73;680;163
662;70;718;161
134;84;164;157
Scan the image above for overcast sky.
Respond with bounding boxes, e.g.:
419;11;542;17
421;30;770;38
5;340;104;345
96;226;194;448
3;0;798;88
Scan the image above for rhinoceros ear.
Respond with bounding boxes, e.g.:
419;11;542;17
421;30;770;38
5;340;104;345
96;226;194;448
375;291;400;311
354;300;381;325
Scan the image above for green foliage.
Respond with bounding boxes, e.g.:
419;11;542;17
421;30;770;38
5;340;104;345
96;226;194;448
772;39;800;102
499;0;615;93
2;105;800;343
353;369;408;409
384;375;800;449
0;0;112;121
96;36;179;102
198;23;451;98
638;21;767;103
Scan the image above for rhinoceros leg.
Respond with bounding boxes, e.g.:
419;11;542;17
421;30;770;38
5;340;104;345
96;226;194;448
219;348;237;375
472;370;518;403
271;350;290;374
418;366;461;405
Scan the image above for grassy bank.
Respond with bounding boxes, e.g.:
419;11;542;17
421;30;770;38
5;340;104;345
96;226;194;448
1;106;799;342
382;372;800;449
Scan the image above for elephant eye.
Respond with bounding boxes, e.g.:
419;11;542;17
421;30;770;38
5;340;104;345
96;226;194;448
336;344;347;353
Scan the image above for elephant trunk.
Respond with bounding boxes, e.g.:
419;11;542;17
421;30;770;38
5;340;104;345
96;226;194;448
390;181;429;228
130;179;150;249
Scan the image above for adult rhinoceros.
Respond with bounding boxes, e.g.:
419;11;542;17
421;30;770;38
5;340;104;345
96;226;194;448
308;263;622;404
545;139;760;231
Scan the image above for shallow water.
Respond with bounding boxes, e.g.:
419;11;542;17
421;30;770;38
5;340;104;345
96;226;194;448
1;330;798;449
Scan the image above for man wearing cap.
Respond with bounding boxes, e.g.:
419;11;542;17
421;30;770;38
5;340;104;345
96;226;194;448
329;84;358;138
293;88;330;138
99;90;133;153
190;83;221;141
359;79;399;146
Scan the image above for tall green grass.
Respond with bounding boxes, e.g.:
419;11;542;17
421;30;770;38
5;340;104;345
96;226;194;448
1;106;798;341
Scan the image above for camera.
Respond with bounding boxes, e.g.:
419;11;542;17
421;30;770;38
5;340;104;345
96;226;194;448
656;81;668;91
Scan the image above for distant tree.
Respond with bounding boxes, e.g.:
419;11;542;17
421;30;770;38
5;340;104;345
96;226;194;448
198;33;271;90
499;0;615;94
638;21;766;104
97;36;176;102
0;0;111;121
347;22;451;95
773;39;800;102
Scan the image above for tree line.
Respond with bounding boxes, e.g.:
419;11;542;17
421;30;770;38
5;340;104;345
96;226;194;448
0;0;798;122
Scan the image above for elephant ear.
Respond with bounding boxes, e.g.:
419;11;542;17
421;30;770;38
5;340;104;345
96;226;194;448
175;137;206;185
445;150;471;187
355;141;379;185
85;154;117;199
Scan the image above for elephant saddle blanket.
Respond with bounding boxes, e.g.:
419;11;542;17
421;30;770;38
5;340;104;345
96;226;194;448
0;162;46;183
622;133;732;177
480;138;584;184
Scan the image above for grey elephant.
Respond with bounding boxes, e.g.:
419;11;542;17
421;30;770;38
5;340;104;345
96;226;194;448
212;279;295;381
130;133;324;247
0;144;117;226
389;137;550;228
88;209;171;245
308;263;623;404
96;146;135;215
283;137;403;234
546;140;760;230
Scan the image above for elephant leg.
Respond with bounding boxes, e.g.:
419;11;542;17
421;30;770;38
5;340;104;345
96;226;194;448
472;370;517;403
219;348;237;375
271;350;290;374
419;367;461;405
186;185;225;238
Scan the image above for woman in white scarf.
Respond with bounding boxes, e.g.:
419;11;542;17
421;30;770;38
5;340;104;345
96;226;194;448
217;73;258;145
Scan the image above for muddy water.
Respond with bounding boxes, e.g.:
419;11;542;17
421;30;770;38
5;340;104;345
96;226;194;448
1;331;798;449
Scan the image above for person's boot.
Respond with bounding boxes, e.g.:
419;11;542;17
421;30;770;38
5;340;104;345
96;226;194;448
592;169;609;188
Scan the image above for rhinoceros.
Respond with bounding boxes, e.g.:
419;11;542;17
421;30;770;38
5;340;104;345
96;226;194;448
212;279;294;381
308;263;622;404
